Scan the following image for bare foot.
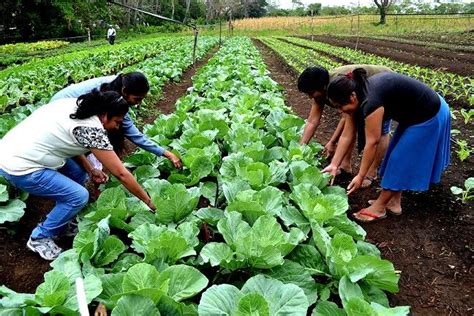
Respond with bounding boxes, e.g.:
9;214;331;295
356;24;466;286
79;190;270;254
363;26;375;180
368;199;402;215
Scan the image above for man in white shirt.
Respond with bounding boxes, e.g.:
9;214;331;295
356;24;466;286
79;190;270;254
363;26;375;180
107;25;116;45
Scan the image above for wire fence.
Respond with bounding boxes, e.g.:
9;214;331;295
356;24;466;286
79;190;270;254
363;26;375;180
232;13;473;35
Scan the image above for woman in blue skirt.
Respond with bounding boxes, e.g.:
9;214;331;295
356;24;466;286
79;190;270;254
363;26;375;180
327;69;451;222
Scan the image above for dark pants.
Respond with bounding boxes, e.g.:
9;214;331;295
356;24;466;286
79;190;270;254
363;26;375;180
108;36;115;45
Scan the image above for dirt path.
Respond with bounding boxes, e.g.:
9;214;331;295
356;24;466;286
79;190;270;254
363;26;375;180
306;35;474;77
0;47;218;294
255;38;474;315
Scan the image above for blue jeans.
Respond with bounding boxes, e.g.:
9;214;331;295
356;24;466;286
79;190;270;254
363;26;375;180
0;159;89;239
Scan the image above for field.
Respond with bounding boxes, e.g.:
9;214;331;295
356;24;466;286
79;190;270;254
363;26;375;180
0;14;473;316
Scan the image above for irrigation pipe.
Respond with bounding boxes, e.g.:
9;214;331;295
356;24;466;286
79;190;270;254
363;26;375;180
76;277;89;316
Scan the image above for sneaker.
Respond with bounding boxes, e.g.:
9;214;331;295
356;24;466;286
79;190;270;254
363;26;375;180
27;237;62;261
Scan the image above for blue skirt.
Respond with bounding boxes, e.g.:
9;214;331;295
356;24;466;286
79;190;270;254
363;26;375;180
379;95;451;191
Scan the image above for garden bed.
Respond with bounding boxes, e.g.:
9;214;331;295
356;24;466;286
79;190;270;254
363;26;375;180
255;38;473;315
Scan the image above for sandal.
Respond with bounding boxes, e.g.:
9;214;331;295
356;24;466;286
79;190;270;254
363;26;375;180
352;208;387;223
368;200;402;216
361;176;376;188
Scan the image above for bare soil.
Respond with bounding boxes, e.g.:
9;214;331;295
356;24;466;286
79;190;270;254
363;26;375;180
255;38;474;315
0;47;218;294
304;35;474;77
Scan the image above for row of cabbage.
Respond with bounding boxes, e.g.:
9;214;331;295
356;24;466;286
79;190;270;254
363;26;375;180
284;36;473;104
0;35;187;113
0;37;409;315
0;40;70;55
0;36;219;227
261;36;472;105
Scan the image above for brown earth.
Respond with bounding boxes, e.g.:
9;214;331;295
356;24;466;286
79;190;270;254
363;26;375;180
255;38;474;316
397;31;474;48
304;35;474;77
0;47;218;294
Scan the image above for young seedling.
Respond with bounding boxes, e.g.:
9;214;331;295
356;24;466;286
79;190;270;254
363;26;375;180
451;177;474;204
456;140;472;162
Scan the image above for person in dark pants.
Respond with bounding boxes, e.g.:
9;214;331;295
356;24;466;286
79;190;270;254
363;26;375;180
327;69;450;223
107;26;116;45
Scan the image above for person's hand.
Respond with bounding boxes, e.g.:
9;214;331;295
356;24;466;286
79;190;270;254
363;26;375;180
322;164;338;185
146;198;156;213
164;151;182;169
347;174;363;195
90;168;109;184
323;141;336;158
94;303;107;316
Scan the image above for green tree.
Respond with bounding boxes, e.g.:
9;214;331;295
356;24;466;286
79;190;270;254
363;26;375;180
374;0;396;24
307;3;322;15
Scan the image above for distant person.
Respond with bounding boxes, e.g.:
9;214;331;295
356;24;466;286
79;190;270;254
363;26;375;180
107;25;116;45
51;72;182;169
327;70;450;223
297;65;392;187
0;91;156;260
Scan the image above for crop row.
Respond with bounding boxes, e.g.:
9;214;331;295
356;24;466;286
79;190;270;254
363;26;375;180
258;37;342;72
280;36;472;105
0;36;193;113
0;37;219;225
0;37;409;315
0;40;70;55
336;34;474;53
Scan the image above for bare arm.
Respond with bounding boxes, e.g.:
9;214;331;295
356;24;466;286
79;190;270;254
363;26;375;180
299;99;323;144
330;114;356;168
91;149;155;210
329;116;346;144
73;154;108;183
324;116;346;157
322;113;356;184
348;107;384;194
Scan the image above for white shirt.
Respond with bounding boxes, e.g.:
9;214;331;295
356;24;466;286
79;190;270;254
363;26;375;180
107;28;116;37
0;98;112;175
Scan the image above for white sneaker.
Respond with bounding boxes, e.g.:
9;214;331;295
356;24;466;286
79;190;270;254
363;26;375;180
27;237;62;261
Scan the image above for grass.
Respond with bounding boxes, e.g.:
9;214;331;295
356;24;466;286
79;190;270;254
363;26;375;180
200;14;473;37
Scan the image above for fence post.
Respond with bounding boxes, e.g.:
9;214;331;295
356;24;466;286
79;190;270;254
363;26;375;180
192;28;198;66
351;14;354;33
395;14;398;33
219;18;222;47
311;9;314;41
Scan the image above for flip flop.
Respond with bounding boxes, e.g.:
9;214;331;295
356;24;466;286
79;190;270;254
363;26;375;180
352;208;387;223
368;200;403;216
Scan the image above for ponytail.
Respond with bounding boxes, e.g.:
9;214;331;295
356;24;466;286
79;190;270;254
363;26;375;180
327;68;368;107
99;72;149;96
70;89;129;120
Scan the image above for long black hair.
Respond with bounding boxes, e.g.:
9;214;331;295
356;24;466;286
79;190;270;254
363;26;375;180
70;89;129;120
297;66;330;94
100;72;149;96
327;68;369;107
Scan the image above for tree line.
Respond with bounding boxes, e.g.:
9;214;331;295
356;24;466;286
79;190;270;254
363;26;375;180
1;0;472;42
